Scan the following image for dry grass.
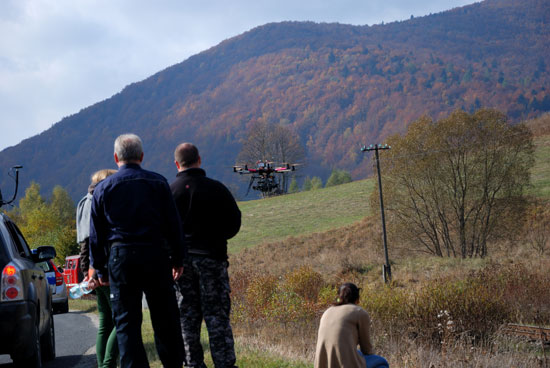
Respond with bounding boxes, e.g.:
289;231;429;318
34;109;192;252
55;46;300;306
227;211;550;367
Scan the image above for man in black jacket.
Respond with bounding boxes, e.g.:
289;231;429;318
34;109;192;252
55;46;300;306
170;142;241;368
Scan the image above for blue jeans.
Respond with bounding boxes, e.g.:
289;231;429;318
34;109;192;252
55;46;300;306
358;351;389;368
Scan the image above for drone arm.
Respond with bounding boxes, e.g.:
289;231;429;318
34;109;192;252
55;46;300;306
245;176;255;196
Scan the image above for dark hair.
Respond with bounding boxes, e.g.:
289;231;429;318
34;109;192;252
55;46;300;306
334;282;360;306
174;142;199;168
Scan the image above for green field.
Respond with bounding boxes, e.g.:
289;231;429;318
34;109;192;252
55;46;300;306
228;179;375;253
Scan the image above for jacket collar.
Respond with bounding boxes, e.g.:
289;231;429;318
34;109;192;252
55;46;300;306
176;167;206;178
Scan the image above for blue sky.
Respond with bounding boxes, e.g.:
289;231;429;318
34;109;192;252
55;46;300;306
0;0;475;151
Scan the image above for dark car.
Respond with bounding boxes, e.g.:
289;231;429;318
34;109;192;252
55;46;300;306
0;213;56;367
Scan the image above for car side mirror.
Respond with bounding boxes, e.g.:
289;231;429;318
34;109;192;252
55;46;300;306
32;245;57;262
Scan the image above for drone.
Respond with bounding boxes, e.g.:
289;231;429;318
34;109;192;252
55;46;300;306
233;161;297;197
0;165;23;209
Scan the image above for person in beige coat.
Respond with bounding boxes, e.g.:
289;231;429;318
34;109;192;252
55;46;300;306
314;283;389;368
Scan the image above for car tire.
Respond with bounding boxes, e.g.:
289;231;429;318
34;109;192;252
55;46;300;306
13;322;42;368
40;311;56;361
60;299;69;314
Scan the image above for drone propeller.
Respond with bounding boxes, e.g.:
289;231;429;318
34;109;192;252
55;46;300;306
233;164;250;173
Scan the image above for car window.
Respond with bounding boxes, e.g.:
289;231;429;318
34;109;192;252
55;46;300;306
5;221;32;259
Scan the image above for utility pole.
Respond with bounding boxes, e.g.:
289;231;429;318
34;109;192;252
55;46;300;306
361;144;392;283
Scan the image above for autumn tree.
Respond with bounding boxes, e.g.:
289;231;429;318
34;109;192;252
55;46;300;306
238;121;305;193
6;182;78;264
373;109;534;258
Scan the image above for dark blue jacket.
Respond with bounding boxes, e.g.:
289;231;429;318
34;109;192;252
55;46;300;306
90;163;185;278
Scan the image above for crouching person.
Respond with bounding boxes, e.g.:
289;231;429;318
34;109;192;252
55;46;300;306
314;283;389;368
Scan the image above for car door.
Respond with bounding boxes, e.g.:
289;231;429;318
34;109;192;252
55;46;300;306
3;219;50;329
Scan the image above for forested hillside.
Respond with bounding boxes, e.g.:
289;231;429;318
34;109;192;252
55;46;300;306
0;0;548;201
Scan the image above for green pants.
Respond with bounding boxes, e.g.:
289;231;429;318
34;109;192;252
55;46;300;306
96;285;118;368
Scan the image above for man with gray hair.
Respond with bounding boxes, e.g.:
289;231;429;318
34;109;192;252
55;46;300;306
90;133;186;368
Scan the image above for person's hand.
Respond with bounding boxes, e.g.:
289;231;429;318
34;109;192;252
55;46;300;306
172;266;184;281
83;274;91;283
99;276;110;286
87;278;99;290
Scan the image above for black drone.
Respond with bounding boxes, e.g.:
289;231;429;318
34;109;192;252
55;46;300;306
233;161;297;197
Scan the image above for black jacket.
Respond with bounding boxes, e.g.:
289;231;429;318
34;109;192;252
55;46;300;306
170;168;241;260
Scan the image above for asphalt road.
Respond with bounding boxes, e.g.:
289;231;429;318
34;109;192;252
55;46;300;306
0;309;98;368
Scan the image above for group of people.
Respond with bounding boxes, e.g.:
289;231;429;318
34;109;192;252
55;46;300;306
76;133;388;368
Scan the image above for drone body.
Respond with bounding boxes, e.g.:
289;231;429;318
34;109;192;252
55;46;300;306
233;161;297;197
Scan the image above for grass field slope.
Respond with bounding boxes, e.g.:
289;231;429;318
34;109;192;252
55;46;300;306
229;179;374;253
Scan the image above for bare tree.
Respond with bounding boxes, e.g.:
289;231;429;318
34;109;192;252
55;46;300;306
525;200;550;255
237;121;305;193
372;109;535;258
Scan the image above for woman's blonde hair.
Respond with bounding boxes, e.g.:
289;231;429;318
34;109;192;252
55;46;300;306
91;169;117;185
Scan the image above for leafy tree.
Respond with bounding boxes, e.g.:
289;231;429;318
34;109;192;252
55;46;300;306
288;177;299;193
325;169;352;187
19;182;45;215
372;109;534;258
302;176;312;192
310;176;323;190
8;182;78;264
50;185;75;226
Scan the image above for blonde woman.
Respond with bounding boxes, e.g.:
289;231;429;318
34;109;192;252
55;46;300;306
76;169;118;368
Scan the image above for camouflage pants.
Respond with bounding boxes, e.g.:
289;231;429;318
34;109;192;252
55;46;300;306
176;256;237;368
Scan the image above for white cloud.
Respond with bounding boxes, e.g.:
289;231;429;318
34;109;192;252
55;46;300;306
0;0;474;151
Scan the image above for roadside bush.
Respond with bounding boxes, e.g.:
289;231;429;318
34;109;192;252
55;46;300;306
317;285;338;306
244;274;279;319
408;276;512;343
282;266;324;302
479;263;550;323
266;290;318;322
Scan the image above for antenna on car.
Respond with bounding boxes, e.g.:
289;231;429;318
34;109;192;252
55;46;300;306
0;165;23;208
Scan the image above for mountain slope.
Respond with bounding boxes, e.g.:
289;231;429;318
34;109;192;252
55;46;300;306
0;0;548;201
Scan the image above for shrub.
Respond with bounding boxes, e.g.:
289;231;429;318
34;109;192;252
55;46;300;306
282;266;324;302
244;274;279;319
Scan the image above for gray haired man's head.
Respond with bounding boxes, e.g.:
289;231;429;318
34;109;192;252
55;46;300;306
114;133;143;163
